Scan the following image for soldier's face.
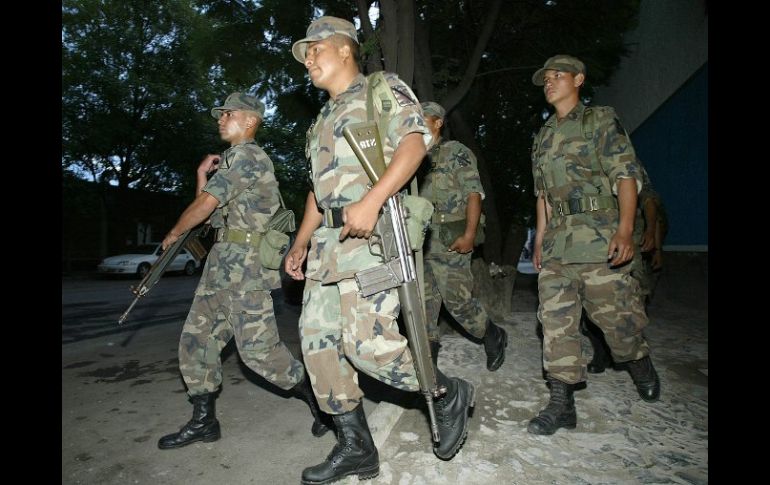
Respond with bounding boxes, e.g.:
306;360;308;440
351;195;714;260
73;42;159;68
303;38;345;90
542;70;581;104
425;115;443;138
217;110;250;142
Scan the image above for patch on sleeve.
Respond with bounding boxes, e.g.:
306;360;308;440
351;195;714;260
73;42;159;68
391;84;416;107
455;150;471;167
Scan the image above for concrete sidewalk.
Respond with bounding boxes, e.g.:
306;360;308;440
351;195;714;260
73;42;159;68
62;253;707;484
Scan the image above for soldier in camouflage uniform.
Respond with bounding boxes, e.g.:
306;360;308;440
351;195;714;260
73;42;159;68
156;93;330;450
286;16;475;484
418;101;508;371
581;163;666;373
528;55;661;436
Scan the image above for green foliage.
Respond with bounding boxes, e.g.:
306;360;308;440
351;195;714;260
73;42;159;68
62;0;640;227
62;0;219;195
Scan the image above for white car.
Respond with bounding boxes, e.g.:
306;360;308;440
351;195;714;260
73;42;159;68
97;243;199;278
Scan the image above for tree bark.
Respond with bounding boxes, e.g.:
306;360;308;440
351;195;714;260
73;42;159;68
355;0;383;73
440;0;503;113
394;0;415;84
378;0;398;73
413;15;435;100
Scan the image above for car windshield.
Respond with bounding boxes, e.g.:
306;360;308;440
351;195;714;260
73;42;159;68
134;245;160;255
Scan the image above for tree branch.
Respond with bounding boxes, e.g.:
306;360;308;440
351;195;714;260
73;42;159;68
441;0;503;113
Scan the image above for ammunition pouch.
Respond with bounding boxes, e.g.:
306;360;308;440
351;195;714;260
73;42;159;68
553;195;618;216
436;213;486;247
267;207;296;233
402;195;434;251
258;229;290;270
354;259;405;297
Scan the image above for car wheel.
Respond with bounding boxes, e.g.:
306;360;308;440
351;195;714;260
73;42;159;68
184;261;196;276
137;263;151;278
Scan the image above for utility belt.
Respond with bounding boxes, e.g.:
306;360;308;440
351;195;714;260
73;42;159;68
321;207;345;228
431;212;466;224
553;195;618;216
215;227;263;248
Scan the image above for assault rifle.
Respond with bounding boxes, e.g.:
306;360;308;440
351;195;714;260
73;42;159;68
343;122;444;443
117;225;208;325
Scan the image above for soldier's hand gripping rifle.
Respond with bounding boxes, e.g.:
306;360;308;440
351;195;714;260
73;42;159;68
117;225;208;325
343;122;444;444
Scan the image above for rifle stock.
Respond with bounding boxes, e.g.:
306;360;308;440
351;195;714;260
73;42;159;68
343;123;444;443
117;225;206;325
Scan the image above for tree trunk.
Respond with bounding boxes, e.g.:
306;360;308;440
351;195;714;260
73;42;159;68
394;0;415;84
440;0;503;113
355;0;383;73
413;15;435;100
378;0;398;73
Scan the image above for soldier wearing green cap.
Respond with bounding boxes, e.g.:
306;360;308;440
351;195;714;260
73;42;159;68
156;92;330;451
418;101;508;371
528;55;661;436
286;16;476;484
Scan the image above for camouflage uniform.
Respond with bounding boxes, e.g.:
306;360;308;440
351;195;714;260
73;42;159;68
532;101;650;384
630;165;665;299
179;141;304;396
300;72;432;414
420;138;488;341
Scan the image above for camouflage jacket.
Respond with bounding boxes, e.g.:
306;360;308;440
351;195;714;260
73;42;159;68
197;141;281;293
304;72;431;284
420;138;485;254
531;102;642;264
634;163;662;240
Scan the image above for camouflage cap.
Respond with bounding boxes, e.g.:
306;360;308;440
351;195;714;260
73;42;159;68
211;92;265;119
292;16;359;64
421;102;446;120
532;55;586;86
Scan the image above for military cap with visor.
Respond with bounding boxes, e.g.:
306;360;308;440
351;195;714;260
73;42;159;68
211;92;265;119
421;102;446;120
532;55;586;86
292;16;359;64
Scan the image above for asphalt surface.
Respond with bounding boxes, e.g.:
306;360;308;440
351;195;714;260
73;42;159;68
62;252;707;484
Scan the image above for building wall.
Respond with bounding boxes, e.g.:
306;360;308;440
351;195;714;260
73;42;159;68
593;0;708;133
632;63;708;249
593;0;708;249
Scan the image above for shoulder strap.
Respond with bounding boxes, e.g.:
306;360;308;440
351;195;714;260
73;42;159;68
366;72;428;318
366;71;398;152
582;106;610;192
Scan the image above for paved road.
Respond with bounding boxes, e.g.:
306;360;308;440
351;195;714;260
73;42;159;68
62;252;707;484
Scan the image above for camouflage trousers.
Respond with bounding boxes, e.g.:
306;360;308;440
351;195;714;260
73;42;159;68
424;251;489;341
630;250;661;300
299;277;419;414
538;261;650;384
179;289;304;396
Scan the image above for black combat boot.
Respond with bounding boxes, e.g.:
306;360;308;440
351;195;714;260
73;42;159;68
483;320;508;371
580;314;614;373
626;355;660;402
292;373;333;437
527;377;577;435
433;370;476;460
429;340;441;367
158;393;221;449
301;403;379;485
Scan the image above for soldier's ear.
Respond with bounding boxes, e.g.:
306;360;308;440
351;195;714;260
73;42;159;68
435;118;444;130
339;44;351;63
574;72;585;88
